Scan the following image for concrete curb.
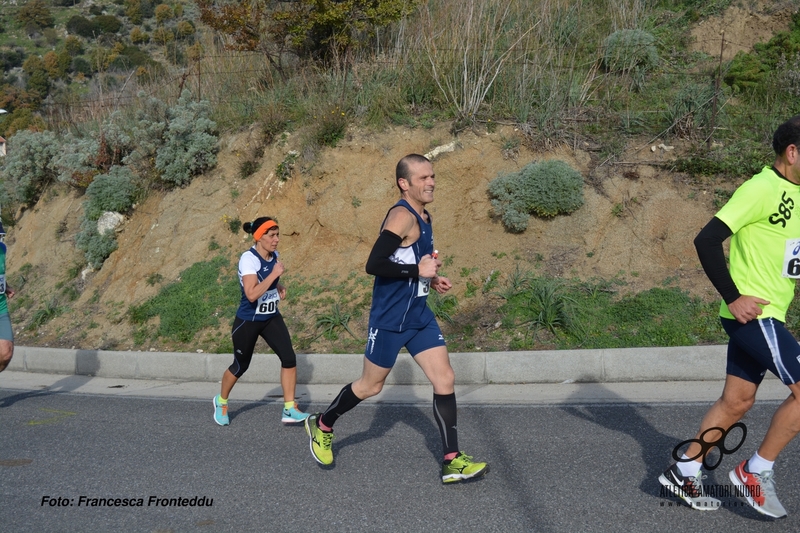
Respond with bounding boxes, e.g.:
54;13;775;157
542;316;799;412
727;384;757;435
5;344;753;384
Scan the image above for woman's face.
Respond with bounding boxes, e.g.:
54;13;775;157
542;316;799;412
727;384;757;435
260;227;280;253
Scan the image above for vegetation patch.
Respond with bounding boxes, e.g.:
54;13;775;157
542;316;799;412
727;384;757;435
129;256;239;343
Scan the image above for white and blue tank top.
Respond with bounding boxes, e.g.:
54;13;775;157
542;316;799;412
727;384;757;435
235;247;281;321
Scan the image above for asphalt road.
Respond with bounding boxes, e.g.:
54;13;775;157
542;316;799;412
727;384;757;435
2;387;800;532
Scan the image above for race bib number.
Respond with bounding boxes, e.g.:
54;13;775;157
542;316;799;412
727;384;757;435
256;289;279;315
783;239;800;278
0;275;5;295
417;277;431;297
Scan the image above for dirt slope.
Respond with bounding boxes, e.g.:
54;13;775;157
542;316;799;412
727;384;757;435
5;123;723;351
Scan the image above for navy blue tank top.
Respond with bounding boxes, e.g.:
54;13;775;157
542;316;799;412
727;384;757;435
368;199;435;332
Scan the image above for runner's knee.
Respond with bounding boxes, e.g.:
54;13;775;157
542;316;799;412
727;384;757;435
277;351;296;369
721;393;755;417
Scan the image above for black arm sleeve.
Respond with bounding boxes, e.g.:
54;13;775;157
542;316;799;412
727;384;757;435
694;216;739;304
365;230;420;278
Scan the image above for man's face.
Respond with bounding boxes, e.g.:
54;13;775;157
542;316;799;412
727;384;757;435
787;144;800;184
401;160;435;205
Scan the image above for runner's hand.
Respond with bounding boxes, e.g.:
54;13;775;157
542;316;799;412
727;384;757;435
418;254;439;278
728;295;770;324
431;276;451;294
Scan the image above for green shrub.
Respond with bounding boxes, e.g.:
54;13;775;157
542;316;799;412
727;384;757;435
603;29;658;74
54;136;99;187
154;4;173;24
155;90;218;187
666;82;717;138
22;55;50;95
122;95;168;180
0;48;26;71
724;51;767;91
84;166;137;221
54;115;133;187
152;27;175;45
93;15;122;34
16;0;54;29
76;218;119;268
175;20;195;39
0;129;60;205
488;159;584;232
314;107;348;147
66;15;98;38
71;56;92;76
130;26;149;44
109;45;157;71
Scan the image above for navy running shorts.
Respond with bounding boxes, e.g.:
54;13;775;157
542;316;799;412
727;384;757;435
364;320;446;369
722;317;800;385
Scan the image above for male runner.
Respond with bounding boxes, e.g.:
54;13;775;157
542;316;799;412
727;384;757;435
304;154;489;483
659;115;800;518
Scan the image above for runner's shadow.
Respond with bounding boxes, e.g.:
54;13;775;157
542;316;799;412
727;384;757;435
560;386;791;520
0;374;97;408
333;403;441;462
226;385;285;423
559;388;702;499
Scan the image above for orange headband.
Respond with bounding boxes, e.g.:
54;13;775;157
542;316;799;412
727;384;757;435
253;220;278;241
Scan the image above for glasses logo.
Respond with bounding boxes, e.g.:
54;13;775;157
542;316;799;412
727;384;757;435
671;422;747;471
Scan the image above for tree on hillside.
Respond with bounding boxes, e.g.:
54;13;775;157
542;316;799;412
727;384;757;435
16;0;55;30
22;55;51;96
197;0;419;75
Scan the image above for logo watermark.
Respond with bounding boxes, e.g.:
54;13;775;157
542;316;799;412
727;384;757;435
671;422;747;471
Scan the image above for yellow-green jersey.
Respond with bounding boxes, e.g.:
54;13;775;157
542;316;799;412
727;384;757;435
716;166;800;321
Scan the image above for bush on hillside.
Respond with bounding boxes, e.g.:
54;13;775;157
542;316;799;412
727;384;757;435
122;94;169;178
0;48;26;71
0;129;60;205
54;136;100;187
488;159;584;233
603;29;658;73
71;56;92;76
155;90;218;187
66;15;98;38
93;15;123;34
109;45;153;71
16;0;54;29
76;218;118;268
83;166;137;220
22;55;51;96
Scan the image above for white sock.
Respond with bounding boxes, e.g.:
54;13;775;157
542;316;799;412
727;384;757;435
747;452;774;474
677;455;701;478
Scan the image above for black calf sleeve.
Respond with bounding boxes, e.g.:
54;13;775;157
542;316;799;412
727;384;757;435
320;383;363;428
433;392;459;456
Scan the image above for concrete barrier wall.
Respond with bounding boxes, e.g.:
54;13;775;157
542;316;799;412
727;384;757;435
5;344;740;384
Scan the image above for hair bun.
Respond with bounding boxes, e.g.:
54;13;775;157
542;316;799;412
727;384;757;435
243;222;253;233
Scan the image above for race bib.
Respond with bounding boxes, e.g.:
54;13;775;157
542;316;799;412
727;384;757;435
782;239;800;278
417;277;431;297
255;288;279;315
0;275;5;295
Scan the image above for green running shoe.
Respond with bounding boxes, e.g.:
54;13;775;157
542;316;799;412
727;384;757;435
305;413;334;465
442;452;489;483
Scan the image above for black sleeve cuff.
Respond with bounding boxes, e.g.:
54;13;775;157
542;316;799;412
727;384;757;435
365;230;420;278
